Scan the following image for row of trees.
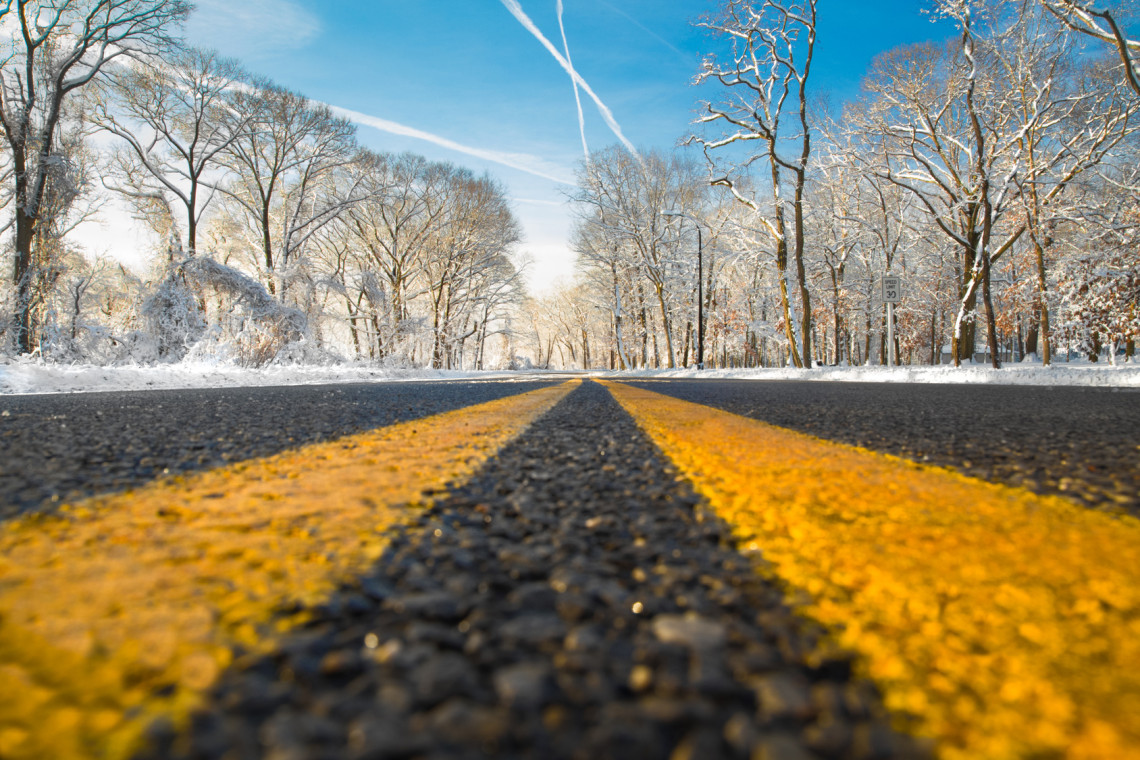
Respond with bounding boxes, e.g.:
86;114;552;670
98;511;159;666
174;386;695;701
1;0;527;367
4;0;1135;372
541;0;1139;370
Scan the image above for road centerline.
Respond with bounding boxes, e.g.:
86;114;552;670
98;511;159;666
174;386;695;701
147;379;921;760
605;380;1140;760
0;380;576;760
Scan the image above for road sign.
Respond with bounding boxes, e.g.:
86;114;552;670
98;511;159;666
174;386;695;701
882;275;902;304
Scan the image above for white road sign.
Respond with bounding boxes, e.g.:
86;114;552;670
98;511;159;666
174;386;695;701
882;275;902;304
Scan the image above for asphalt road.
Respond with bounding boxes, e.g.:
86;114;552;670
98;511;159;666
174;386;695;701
138;381;921;760
4;377;1134;519
626;379;1140;517
0;379;559;519
2;377;1138;760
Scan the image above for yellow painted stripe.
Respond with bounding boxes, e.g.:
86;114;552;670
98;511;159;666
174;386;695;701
605;380;1140;760
0;381;575;760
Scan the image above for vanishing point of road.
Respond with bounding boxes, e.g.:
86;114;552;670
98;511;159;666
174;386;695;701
1;377;1138;760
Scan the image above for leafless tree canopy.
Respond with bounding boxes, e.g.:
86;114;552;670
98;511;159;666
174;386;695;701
0;1;528;367
540;0;1138;371
2;0;1138;370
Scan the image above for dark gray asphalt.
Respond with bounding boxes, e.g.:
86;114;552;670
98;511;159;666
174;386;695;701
625;379;1140;517
4;377;1135;520
0;380;558;519
137;381;924;760
4;377;1129;758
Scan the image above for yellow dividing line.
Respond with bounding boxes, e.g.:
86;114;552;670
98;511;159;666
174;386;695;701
0;381;576;760
605;381;1140;760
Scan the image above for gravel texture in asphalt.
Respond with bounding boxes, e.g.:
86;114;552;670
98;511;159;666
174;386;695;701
627;379;1140;516
136;381;928;760
0;381;557;520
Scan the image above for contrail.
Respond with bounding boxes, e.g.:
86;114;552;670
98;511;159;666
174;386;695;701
596;0;691;62
498;0;639;158
328;105;576;186
556;0;589;160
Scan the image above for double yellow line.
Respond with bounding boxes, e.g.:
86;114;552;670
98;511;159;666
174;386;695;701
2;379;1138;759
606;381;1140;760
0;382;575;760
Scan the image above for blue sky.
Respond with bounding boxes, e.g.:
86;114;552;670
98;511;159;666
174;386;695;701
180;0;957;291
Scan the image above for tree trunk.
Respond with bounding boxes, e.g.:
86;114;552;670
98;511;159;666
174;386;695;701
653;282;676;369
636;284;649;368
953;238;980;366
864;313;873;366
262;206;276;296
188;183;199;255
766;141;803;368
681;322;692;368
930;308;938;365
1033;238;1052;365
981;254;1001;369
347;300;361;357
792;170;812;369
13;208;38;354
831;269;842;365
651;315;661;369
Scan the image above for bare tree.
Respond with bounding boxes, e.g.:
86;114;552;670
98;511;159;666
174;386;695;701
694;0;818;368
422;170;521;368
572;147;705;369
572;219;636;369
850;1;1135;367
1042;0;1139;96
218;83;361;298
852;18;1012;368
92;47;251;256
809;147;866;365
1;0;190;353
343;152;450;358
1000;5;1137;363
467;251;526;371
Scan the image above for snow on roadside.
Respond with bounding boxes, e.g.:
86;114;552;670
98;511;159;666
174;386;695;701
1;356;1138;395
0;357;519;395
620;361;1140;387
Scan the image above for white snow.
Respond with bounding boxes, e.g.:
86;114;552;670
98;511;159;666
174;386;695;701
2;356;1138;395
617;362;1140;387
0;358;521;395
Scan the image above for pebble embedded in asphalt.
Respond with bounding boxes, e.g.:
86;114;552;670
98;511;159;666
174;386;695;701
138;381;928;760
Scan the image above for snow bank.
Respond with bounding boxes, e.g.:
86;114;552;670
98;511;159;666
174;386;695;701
0;358;517;395
619;362;1140;387
2;357;1138;395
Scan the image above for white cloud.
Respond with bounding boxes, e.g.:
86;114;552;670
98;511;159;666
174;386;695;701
184;0;320;58
329;105;577;186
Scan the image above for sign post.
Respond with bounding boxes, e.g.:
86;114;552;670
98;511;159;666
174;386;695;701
882;275;902;366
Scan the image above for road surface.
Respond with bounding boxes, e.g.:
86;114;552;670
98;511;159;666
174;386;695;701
0;377;1137;760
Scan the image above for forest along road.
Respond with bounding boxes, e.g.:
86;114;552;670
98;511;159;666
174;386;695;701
0;379;1138;760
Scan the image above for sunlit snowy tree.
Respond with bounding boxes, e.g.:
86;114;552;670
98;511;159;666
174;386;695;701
1;0;190;353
